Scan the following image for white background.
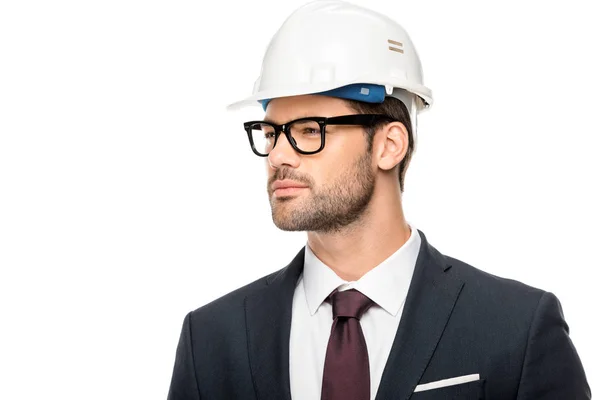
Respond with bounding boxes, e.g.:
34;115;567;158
1;0;598;398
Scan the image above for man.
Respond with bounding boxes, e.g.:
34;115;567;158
167;1;590;399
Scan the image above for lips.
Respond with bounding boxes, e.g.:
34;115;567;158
271;180;309;197
271;180;309;191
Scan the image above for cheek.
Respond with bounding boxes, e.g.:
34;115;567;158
327;130;367;154
308;156;351;188
320;135;368;172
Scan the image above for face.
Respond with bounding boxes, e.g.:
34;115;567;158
265;95;376;233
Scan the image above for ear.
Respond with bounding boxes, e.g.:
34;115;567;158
375;121;409;172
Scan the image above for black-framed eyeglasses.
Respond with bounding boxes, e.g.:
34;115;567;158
243;114;395;157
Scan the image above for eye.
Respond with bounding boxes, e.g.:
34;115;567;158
303;128;319;135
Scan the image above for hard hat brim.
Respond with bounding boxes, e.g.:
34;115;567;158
226;80;433;112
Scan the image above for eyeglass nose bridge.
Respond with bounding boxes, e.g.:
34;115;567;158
271;124;299;151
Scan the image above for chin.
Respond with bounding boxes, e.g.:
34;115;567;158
270;195;302;211
271;208;303;231
271;217;299;231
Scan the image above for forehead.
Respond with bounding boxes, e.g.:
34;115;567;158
264;94;354;124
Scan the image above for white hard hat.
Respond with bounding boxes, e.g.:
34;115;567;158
226;0;432;135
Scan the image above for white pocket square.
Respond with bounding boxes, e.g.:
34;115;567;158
414;373;480;392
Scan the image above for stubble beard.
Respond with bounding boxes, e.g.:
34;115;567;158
268;151;375;233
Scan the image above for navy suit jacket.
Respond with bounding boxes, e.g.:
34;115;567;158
167;230;591;399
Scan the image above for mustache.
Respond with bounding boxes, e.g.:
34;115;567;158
268;167;313;188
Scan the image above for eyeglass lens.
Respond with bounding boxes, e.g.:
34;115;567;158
248;119;322;155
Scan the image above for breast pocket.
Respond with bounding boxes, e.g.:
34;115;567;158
409;378;485;399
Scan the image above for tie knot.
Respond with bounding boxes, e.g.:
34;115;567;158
328;288;375;320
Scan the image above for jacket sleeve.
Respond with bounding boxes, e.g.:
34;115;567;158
167;311;201;400
516;291;591;399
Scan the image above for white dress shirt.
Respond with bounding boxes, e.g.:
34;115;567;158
289;223;422;400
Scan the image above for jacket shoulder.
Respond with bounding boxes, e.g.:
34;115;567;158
193;266;283;310
184;265;288;329
443;254;547;306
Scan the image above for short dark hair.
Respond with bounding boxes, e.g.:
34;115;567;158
343;96;415;192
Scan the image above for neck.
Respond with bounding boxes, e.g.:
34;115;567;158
306;187;411;282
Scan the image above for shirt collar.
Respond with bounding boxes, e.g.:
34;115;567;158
303;223;421;317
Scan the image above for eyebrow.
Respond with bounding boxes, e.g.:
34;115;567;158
264;116;327;125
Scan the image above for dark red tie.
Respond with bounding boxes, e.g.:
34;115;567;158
321;288;375;400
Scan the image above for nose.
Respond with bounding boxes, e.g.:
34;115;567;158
267;130;300;169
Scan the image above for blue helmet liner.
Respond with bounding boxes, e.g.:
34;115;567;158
259;83;386;111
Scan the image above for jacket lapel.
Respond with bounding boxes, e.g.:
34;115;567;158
244;230;464;400
375;230;465;400
244;248;304;400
